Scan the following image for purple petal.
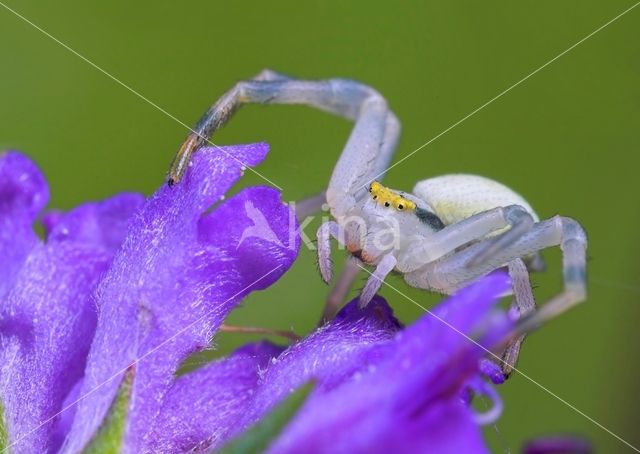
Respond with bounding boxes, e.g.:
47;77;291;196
63;144;300;452
232;273;511;453
52;380;83;450
146;341;284;452
523;436;592;454
389;272;511;416
44;193;144;252
0;151;48;299
479;358;506;385
466;377;503;426
224;296;401;448
0;191;142;452
0;151;48;219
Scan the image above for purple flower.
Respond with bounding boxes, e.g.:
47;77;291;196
0;145;512;453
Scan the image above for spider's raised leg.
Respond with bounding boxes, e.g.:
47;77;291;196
406;215;587;353
169;69;399;196
321;99;400;317
172;70;402;319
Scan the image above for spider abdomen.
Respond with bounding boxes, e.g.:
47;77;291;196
413;174;539;232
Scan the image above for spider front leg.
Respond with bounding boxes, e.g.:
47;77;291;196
169;69;399;190
322;257;361;323
317;220;396;318
316;220;347;284
169;69;290;184
360;254;397;308
317;221;365;322
172;71;402;320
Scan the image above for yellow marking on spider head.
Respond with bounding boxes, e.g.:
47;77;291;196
369;181;416;212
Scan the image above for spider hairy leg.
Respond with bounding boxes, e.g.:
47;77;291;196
317;221;347;284
169;70;398;191
322;258;361;323
359;254;397;308
467;205;535;268
501;258;536;377
514;217;587;335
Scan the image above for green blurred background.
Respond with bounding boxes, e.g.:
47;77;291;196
2;1;639;451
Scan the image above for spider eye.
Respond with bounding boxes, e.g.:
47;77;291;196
373;195;378;200
397;204;404;210
384;202;390;207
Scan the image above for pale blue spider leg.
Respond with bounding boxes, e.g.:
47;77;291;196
319;107;399;316
372;114;401;180
171;71;402;321
398;205;534;273
325;95;390;215
406;216;586;330
170;71;399;194
317;220;347;284
501;258;536;377
322;257;361;323
359;254;397;308
514;218;587;334
294;191;326;220
467;205;535;268
252;68;292;82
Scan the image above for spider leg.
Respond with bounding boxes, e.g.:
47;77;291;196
294;191;326;220
252;69;293;82
173;71;403;322
398;205;534;273
296;192;361;323
219;323;301;342
370;109;400;184
317;222;369;322
501;258;536;377
319;106;398;316
467;206;535;267
316;221;347;284
514;217;587;334
359;254;397;308
406;215;587;331
322;257;361;323
169;69;400;202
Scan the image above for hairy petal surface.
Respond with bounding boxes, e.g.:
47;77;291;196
253;273;510;454
0;151;48;299
0;148;511;454
147;341;284;452
0;151;143;453
62;144;299;453
231;296;402;441
42;193;144;254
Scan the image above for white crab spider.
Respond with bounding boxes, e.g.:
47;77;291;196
170;70;587;376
